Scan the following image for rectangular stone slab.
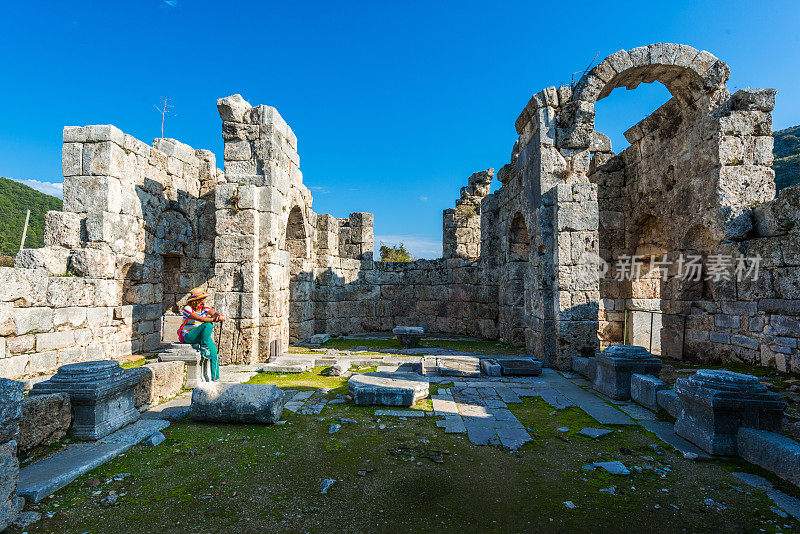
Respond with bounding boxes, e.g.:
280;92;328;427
18;443;129;502
17;418;171;502
498;358;542;376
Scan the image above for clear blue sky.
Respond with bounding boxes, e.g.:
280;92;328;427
1;0;798;258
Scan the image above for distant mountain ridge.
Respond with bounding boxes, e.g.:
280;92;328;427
0;177;62;256
774;125;800;191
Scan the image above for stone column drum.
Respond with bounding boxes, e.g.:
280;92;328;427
593;345;662;400
30;361;141;441
674;369;787;456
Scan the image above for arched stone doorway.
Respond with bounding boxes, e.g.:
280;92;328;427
285;206;314;344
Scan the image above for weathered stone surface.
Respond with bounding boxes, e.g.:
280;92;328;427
480;358;502;377
630;373;668;412
0;379;24;444
498;357;542;376
189;383;285;424
16;393;72;457
657;389;683;419
0;440;19;531
29;361;141;440
675;370;787;455
328;360;350;376
131;361;185;409
158;345;210;389
308;333;330;346
348;372;429;406
737;427;800;488
594;345;662;400
393;326;424;348
437;358;481;378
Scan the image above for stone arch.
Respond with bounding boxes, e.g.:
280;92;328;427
559;44;730;151
284;205;314;343
285;206;310;259
509;212;530;261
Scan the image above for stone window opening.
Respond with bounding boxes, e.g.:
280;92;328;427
509;213;530;261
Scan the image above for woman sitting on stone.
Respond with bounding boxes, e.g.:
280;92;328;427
178;288;225;382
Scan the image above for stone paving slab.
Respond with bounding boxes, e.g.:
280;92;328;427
18;419;170;502
431;396;459;416
18;443;130;502
435;416;466;434
618;403;657;421
467;426;499;446
537;387;577;409
494;385;522;404
638;420;710;458
541;371;635;425
733;472;800;519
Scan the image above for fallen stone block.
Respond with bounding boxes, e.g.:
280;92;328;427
189;383;285;424
259;360;313;374
630;373;668;412
498;357;542;376
142;432;166;447
308;334;330;347
578;427;612;439
594;345;661;400
437;358;481;378
348;372;429;407
675;370;787;455
16;393;72;457
393;326;424;348
737;427;800;488
657;389;682;419
328;360;350;376
480;359;502;377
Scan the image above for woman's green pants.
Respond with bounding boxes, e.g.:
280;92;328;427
182;322;219;381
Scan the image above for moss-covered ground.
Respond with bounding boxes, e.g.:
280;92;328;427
10;363;799;534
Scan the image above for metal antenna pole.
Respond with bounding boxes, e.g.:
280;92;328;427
19;209;30;251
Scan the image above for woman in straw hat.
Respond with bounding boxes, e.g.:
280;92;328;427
178;288;225;381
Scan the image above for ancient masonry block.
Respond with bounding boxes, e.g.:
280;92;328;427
674;370;787;455
29;361;141;440
593;345;662;400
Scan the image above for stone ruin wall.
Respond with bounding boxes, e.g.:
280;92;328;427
0;125;219;378
3;43;800;380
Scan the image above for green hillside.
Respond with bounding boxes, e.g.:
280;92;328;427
774;125;800;191
0;177;62;256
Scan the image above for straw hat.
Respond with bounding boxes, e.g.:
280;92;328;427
187;288;211;302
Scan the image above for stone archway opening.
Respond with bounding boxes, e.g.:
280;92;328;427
501;212;530;346
285;206;314;344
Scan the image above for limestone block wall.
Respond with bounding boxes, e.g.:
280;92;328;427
0;125;219;379
443;169;493;260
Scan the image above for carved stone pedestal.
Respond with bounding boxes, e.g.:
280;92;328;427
393;326;424;349
30;361;140;440
158;344;211;389
593;345;661;400
675;369;787;455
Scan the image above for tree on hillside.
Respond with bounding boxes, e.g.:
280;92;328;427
379;243;413;262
